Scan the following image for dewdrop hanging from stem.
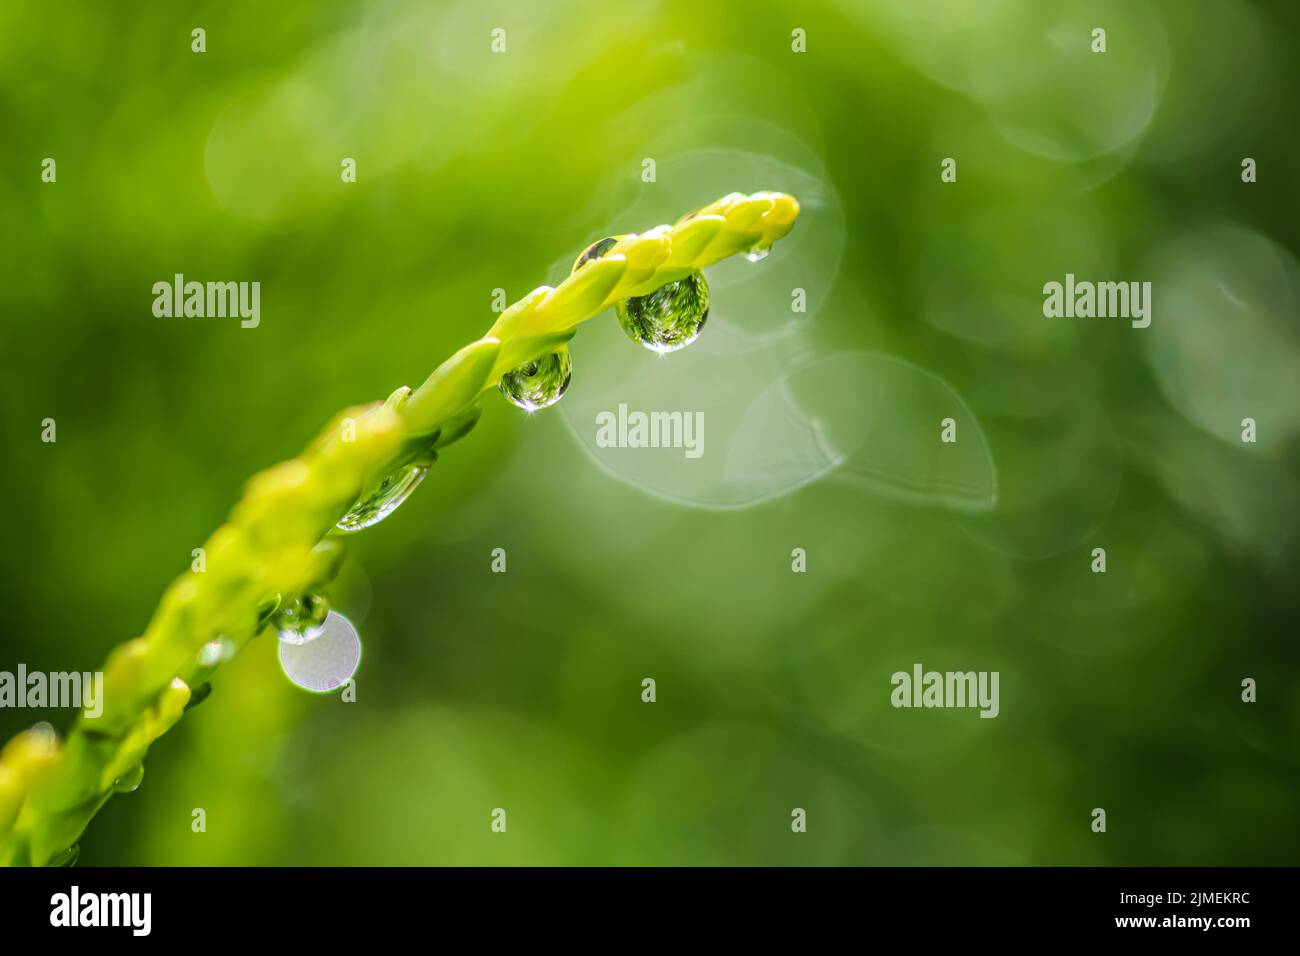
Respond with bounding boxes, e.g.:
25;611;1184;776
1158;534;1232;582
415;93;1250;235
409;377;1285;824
570;235;711;354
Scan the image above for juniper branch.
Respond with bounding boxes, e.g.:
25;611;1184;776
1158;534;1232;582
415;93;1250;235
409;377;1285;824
0;191;800;866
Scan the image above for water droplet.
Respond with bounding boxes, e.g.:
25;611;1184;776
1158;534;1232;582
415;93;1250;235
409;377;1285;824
49;844;80;867
335;463;429;533
572;236;619;273
112;764;145;794
278;611;362;693
273;591;330;645
383;384;412;410
197;636;235;666
744;244;770;263
499;347;573;411
615;271;710;353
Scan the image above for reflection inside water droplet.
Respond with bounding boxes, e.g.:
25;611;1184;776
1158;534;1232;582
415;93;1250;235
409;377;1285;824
336;463;429;533
499;347;573;411
616;271;710;353
273;591;330;645
278;611;362;693
572;236;618;273
570;234;712;355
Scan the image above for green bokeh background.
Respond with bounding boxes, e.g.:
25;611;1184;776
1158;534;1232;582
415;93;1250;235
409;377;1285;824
1;0;1297;865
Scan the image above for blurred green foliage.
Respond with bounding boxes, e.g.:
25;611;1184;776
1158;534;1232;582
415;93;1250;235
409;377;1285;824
1;0;1297;865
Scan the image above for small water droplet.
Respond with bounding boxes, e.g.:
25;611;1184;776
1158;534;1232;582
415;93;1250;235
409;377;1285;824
499;347;573;411
335;463;429;533
197;636;235;667
256;594;282;626
572;236;619;273
615;271;710;353
49;844;80;867
273;591;330;645
744;244;770;263
112;764;145;794
383;385;412;410
278;611;362;693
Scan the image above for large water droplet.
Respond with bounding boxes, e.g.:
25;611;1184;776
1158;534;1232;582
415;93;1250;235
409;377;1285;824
273;591;330;645
499;347;573;411
616;271;710;353
744;244;770;263
335;463;429;533
278;611;361;693
112;764;145;794
49;844;80;867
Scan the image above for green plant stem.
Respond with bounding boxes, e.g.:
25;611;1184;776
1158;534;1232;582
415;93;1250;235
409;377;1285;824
0;190;800;866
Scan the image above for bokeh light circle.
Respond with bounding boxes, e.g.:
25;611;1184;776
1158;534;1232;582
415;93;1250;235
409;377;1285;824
278;611;362;693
